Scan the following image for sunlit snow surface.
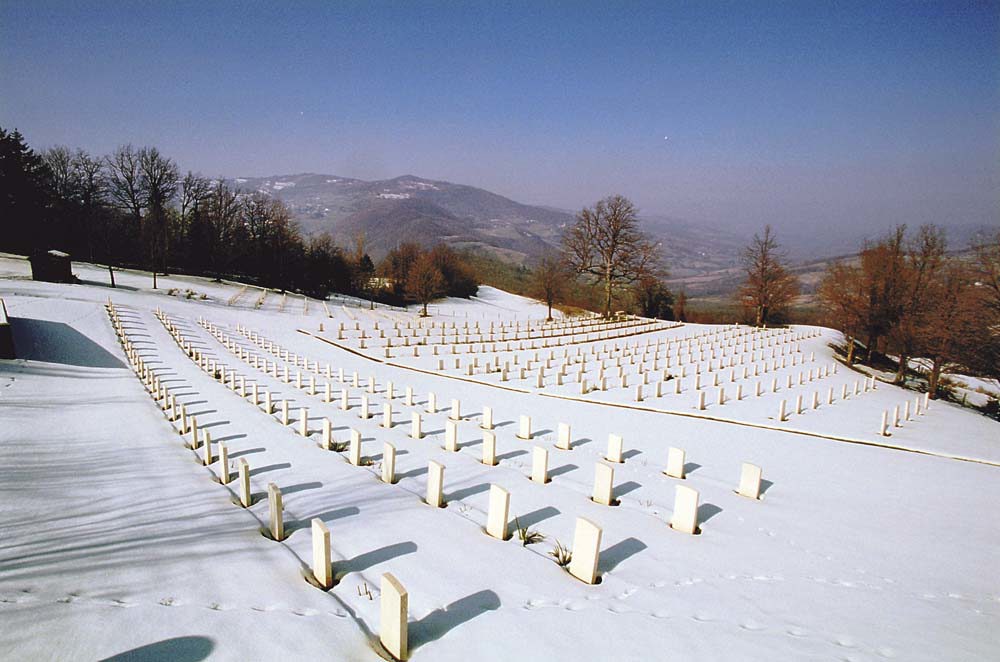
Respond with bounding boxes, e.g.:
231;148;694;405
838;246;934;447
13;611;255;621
1;254;997;661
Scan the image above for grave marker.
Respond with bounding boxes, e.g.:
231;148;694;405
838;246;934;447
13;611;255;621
670;484;699;534
380;573;408;661
268;483;284;541
486;485;510;540
665;447;685;479
426;461;445;507
568;517;602;585
737;462;762;499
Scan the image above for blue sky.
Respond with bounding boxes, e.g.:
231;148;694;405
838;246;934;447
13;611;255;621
2;1;998;237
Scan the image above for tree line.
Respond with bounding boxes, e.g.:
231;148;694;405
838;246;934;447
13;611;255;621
0;127;477;304
818;224;1000;398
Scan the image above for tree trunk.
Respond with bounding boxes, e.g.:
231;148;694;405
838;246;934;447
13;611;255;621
152;270;157;289
547;300;553;322
845;336;855;364
865;333;878;363
422;301;428;317
895;353;908;384
604;267;613;318
108;264;116;288
928;356;943;399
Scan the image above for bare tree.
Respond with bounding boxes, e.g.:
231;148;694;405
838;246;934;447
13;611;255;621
916;261;979;397
531;252;567;321
42;146;77;201
888;225;946;383
817;260;865;363
105;144;144;224
138;147;178;288
408;253;445;316
737;225;799;327
180;172;212;225
562;194;659;318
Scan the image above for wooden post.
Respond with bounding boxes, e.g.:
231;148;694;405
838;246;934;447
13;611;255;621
486;485;510;540
381;402;393;429
450;398;461;422
281;400;290;425
299;407;309;436
410;412;423;439
481;406;494;430
312;518;333;589
445;420;458;452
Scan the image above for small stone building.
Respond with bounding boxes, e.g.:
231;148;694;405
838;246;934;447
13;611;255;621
29;250;73;283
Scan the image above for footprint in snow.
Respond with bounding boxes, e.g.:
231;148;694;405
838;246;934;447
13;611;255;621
563;602;586;612
876;646;898;658
650;609;670;619
691;612;715;622
786;626;809;638
740;620;766;631
606;603;630;614
834;635;857;648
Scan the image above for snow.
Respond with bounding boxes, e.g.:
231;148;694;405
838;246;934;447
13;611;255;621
1;258;998;661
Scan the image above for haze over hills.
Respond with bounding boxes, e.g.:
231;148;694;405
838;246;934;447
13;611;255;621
232;173;997;283
230;173;749;274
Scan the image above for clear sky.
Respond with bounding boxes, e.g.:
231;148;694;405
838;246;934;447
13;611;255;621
2;1;998;238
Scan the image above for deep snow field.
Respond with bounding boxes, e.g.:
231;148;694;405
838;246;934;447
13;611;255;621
1;254;998;662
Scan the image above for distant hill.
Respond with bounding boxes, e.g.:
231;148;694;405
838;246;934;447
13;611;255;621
228;173;747;273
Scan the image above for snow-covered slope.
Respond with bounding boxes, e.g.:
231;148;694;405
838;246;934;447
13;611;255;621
1;257;997;661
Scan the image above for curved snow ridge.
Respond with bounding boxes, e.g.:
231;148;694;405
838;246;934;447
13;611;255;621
298;330;1000;469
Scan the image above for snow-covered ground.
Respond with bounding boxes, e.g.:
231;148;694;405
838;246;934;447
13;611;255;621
1;256;998;661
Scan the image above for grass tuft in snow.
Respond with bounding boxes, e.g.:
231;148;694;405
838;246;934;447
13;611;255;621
548;540;572;567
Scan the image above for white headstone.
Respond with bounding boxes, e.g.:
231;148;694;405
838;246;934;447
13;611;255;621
665;446;685;479
312;518;332;589
592;462;615;506
486;485;510;540
531;446;549;484
670;484;699;534
737;462;762;499
568;517;602;585
380;573;408;661
426;461;445;507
